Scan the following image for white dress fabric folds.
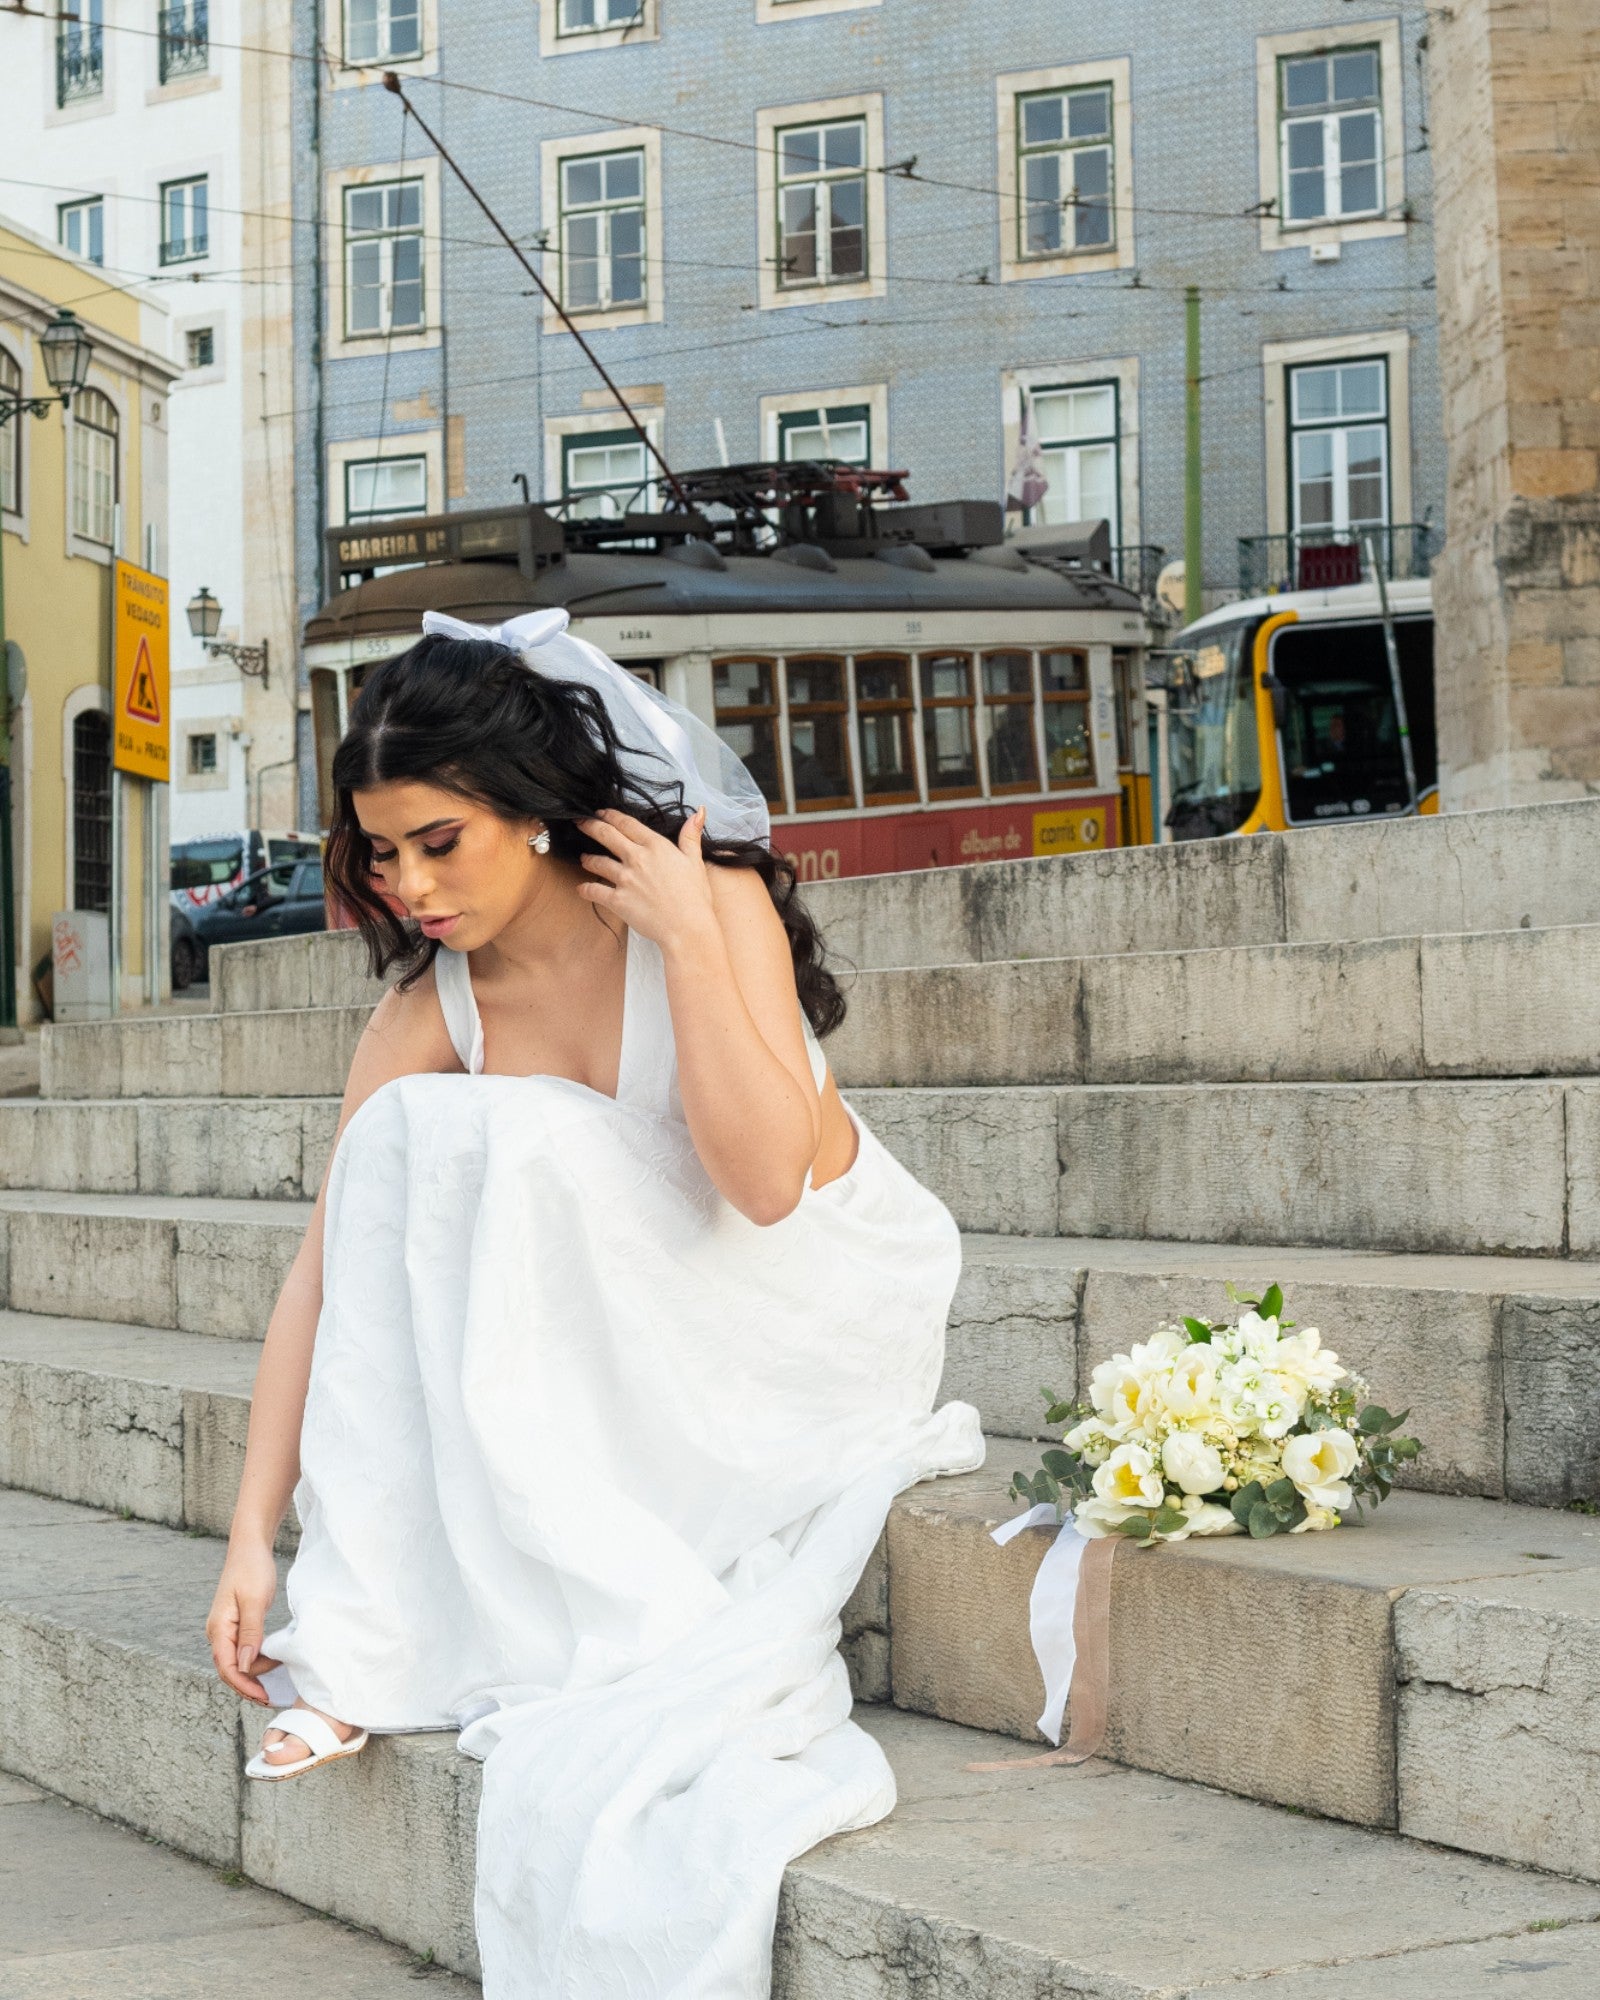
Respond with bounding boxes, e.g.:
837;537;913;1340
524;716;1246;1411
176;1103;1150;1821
259;925;985;1997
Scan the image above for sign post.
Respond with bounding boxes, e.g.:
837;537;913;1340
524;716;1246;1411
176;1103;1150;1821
111;561;169;1011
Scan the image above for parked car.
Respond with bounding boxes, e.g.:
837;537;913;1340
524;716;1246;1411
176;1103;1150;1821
170;900;205;991
182;858;328;978
171;830;322;909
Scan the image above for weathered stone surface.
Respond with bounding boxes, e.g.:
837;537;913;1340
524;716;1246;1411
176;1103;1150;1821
830;959;1084;1089
0;1101;138;1192
943;1238;1083;1439
1502;1292;1600;1505
43;1014;224;1102
220;1007;371;1098
211;928;388;1016
0;1326;185;1525
1422;924;1600;1076
1397;1568;1600;1877
851;1086;1061;1236
1058;1081;1570;1254
1564;1081;1600;1256
175;1211;305;1339
136;1097;312;1200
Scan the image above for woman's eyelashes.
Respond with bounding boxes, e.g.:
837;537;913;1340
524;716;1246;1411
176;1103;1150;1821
368;838;459;866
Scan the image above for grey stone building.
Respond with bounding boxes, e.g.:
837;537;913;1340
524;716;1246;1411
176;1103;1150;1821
288;0;1442;819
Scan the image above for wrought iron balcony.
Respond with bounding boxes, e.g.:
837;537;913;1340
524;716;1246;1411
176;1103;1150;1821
159;1;209;82
55;14;103;104
1238;523;1438;598
1112;543;1166;601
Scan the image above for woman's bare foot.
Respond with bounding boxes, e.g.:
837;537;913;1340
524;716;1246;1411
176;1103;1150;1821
261;1700;363;1764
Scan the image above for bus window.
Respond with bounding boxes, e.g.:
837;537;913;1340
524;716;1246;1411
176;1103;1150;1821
854;655;917;805
171;837;244;892
981;653;1039;793
919;654;979;797
1041;650;1093;788
1166;623;1261;840
1271;621;1431;823
713;658;786;810
785;658;854;811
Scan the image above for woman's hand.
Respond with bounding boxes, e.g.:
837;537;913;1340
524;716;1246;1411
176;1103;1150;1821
576;806;719;957
207;1537;283;1706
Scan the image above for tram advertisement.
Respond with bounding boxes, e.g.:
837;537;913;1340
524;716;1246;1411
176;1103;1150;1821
775;795;1116;883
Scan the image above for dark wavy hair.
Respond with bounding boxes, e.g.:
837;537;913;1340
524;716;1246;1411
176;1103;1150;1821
325;632;846;1036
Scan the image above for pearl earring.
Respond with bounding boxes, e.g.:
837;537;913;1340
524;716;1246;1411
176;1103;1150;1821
529;827;552;855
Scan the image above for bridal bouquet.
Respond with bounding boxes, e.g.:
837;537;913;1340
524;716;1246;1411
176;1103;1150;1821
1010;1285;1420;1546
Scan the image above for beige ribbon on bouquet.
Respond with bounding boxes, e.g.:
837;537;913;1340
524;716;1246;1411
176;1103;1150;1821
964;1509;1121;1772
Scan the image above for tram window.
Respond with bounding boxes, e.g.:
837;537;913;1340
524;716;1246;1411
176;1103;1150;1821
712;658;785;810
1041;649;1093;788
920;654;979;797
981;652;1040;793
784;657;853;811
854;655;918;805
1272;623;1424;824
1166;625;1263;841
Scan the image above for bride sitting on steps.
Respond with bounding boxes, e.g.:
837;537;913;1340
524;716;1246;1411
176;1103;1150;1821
203;606;983;1999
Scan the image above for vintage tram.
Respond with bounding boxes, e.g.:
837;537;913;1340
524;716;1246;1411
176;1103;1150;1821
304;464;1156;881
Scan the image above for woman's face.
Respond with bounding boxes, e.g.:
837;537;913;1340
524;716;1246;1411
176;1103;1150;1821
353;779;544;951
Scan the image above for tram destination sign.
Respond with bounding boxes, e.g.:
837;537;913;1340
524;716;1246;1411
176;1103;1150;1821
327;504;565;584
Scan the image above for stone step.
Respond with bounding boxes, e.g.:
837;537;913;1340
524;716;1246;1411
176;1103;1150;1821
0;1096;339;1200
57;919;1600;1099
3;1486;1599;1993
5;1231;1598;1563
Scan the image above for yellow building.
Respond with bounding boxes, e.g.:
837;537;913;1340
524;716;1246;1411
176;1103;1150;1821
1;215;178;1025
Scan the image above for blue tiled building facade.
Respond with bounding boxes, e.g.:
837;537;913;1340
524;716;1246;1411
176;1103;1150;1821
290;0;1441;814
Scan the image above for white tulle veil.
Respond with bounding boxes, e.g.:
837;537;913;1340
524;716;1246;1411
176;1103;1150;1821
419;607;771;847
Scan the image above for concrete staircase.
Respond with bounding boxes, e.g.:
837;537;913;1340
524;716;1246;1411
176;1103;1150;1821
7;799;1600;1991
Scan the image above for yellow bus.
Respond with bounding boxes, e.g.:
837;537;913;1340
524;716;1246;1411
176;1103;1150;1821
1149;577;1437;842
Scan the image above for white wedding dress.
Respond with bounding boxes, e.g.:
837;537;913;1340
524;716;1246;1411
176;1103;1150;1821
259;923;985;1997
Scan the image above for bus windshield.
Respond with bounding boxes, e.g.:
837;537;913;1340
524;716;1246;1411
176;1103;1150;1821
171;837;244;891
1271;620;1433;823
1164;621;1261;840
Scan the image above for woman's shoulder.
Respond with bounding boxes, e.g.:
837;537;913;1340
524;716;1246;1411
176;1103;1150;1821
352;960;462;1082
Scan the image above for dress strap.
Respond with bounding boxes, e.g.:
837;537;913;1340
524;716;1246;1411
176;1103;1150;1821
433;946;484;1074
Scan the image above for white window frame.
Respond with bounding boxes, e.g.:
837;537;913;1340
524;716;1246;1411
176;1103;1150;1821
1261;331;1412;540
1002;358;1142;552
342;452;431;525
1015;82;1118;263
326;159;442;359
755;0;877;21
68;381;121;557
0;342;25;528
58;196;104;265
342;0;423;67
557;148;648;315
322;0;438;87
159;175;210;266
1286;358;1391;538
760;383;888;467
176;717;232;794
543;404;664;511
997;60;1134;283
756;94;886;312
773;115;870;293
1255;20;1405;254
174;313;224;387
559;428;655;519
1278;48;1384;230
539;0;657;57
539;129;663;332
326;431;443;527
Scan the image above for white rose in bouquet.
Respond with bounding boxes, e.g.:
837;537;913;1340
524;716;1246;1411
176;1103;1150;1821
1089;1356;1151;1435
1092;1442;1165;1511
1272;1328;1346;1397
1161;1431;1226;1496
1160;1344;1220;1421
1282;1429;1360;1511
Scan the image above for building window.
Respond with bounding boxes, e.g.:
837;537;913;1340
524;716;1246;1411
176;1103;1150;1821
0;348;20;514
776;119;866;288
1288;358;1389;538
1041;649;1092;789
777;401;870;465
1017;84;1113;257
159;0;209;82
187;732;218;776
71;387;119;546
559;151;645;313
58;197;103;266
72;710;112;912
981;652;1040;793
1027;382;1119;539
854;655;916;805
160;177;209;265
56;0;102;105
712;659;783;808
785;657;852;811
185;326;215;369
920;654;979;798
344;180;425;336
1280;47;1383;226
344;0;420;66
344;454;428;523
560;430;650;518
557;0;641;33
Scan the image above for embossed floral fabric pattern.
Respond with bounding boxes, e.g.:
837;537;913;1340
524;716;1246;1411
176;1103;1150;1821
260;927;984;1997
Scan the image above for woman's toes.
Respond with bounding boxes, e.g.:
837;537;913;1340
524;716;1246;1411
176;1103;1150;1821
263;1729;308;1762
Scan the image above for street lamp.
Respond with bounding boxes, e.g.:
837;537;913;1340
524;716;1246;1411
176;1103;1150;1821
185;588;269;686
0;310;94;425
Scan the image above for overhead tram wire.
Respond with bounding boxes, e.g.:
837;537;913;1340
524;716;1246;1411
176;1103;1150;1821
379;71;692;515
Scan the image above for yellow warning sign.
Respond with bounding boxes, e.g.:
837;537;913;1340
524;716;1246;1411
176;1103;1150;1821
113;559;169;780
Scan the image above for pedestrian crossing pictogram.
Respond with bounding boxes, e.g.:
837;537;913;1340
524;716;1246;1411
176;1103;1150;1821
125;636;162;724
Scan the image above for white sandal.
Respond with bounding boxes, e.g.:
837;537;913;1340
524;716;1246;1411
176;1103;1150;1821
244;1705;370;1782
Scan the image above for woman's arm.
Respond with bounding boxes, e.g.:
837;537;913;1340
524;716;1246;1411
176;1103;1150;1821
205;973;457;1706
579;808;825;1225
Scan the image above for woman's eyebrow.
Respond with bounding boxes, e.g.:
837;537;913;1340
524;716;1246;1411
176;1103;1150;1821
403;818;465;839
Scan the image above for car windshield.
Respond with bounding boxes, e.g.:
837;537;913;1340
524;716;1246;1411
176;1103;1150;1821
172;838;243;890
1270;621;1429;823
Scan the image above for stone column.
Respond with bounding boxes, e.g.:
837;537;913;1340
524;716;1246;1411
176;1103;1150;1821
1429;0;1600;806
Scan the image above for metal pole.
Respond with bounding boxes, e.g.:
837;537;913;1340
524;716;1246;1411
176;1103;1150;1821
1184;286;1202;630
108;767;121;1015
1364;530;1418;813
0;434;15;1029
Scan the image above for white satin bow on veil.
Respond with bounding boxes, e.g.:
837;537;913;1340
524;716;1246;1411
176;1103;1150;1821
420;606;770;846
